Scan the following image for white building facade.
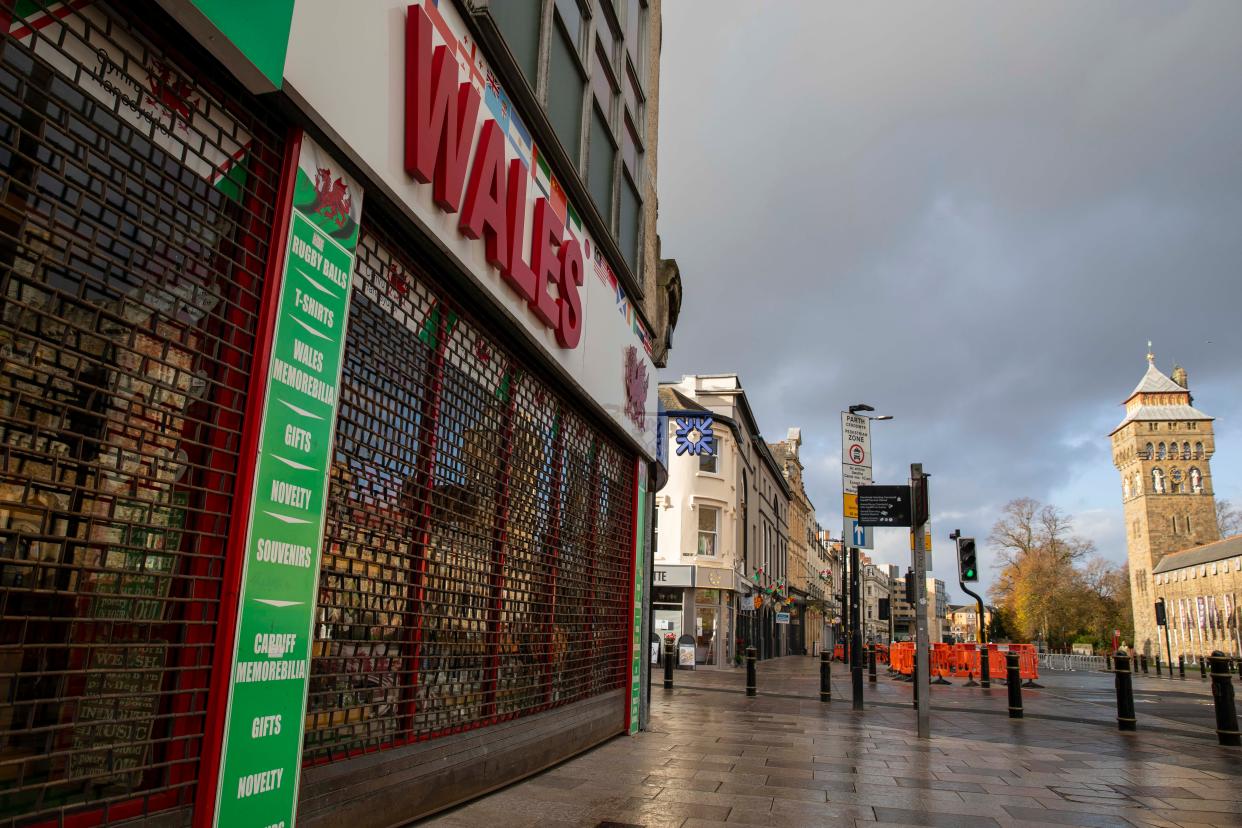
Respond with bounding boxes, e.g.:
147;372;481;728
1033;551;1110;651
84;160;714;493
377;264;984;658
654;376;791;666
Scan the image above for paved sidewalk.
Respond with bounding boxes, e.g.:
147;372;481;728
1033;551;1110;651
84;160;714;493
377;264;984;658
422;657;1242;827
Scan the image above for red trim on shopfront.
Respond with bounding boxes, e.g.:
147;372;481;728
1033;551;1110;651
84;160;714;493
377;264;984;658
482;386;518;720
191;127;304;828
540;406;567;706
401;307;449;733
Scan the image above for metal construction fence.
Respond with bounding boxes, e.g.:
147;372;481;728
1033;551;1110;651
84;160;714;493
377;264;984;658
1038;652;1110;672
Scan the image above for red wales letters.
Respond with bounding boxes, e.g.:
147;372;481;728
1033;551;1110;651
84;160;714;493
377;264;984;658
405;3;585;349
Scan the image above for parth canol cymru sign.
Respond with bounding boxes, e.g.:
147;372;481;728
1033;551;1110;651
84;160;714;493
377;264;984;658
406;3;584;348
212;135;363;828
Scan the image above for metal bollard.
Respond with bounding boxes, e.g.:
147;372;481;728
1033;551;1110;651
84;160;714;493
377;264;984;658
868;645;877;684
1178;654;1185;679
1155;656;1162;677
980;647;991;689
1209;651;1240;747
1006;651;1022;718
663;641;674;690
820;650;831;703
1200;656;1208;680
1140;654;1148;675
1113;650;1136;732
745;646;757;697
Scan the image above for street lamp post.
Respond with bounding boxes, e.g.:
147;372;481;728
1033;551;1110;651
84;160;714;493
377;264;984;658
842;404;892;711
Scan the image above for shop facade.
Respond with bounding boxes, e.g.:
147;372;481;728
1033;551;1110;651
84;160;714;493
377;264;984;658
1;1;668;826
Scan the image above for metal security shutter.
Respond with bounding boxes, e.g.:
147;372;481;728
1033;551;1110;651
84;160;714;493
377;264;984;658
303;217;636;764
0;2;283;824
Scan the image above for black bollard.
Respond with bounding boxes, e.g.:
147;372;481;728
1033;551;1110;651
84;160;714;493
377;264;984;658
868;645;877;684
1113;650;1136;732
1006;651;1022;718
746;646;757;697
1178;654;1185;679
1209;651;1240;747
1140;654;1148;675
980;647;991;689
1155;656;1162;677
1200;656;1208;680
820;650;831;703
663;641;674;690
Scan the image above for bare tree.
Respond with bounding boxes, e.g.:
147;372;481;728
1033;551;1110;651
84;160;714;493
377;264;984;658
1217;499;1242;538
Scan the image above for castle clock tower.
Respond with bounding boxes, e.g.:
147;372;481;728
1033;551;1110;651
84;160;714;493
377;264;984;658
1111;346;1219;656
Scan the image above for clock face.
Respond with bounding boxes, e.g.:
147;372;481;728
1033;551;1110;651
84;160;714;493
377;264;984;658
1171;469;1183;483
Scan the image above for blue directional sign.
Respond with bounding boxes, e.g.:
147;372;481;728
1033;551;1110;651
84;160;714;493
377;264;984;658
846;518;873;550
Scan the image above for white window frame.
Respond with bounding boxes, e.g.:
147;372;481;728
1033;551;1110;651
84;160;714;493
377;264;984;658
696;504;720;558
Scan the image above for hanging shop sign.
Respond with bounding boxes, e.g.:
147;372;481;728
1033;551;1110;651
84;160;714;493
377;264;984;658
674;416;715;456
212;135;363;828
282;0;656;458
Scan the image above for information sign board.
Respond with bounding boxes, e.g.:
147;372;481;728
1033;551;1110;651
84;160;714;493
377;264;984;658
213;135;362;828
775;612;791;625
857;485;913;527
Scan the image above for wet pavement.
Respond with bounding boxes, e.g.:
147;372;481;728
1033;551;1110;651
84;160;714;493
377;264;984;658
421;656;1242;827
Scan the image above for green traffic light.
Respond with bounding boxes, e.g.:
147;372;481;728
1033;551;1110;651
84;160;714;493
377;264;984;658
965;569;975;579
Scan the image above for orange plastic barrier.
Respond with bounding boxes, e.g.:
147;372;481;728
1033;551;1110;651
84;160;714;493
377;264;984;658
931;642;955;681
833;644;844;661
891;642;914;676
1009;643;1041;684
873;643;890;665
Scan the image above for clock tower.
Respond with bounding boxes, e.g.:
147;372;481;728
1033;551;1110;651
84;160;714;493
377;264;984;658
1111;347;1219;656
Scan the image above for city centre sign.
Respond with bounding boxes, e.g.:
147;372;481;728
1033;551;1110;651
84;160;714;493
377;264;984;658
406;4;583;347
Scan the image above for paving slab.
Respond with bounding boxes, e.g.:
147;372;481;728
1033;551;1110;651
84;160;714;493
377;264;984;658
420;656;1242;827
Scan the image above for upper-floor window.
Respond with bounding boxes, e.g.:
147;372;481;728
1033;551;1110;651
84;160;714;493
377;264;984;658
1157;442;1166;459
491;0;542;82
1144;442;1154;459
699;450;718;474
697;506;719;557
1195;441;1204;459
1182;441;1191;460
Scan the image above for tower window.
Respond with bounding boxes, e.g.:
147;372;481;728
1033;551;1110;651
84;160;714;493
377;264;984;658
1171;516;1177;534
1182;441;1191;460
1152;467;1166;494
1194;442;1203;459
1157;442;1166;459
1144;442;1154;459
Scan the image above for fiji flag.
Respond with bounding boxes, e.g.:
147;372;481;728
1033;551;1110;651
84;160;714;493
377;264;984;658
483;68;510;133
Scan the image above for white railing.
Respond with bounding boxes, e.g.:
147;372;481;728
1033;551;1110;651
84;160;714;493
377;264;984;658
1038;652;1109;672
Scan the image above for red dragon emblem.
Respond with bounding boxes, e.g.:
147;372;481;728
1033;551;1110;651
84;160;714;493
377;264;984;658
386;262;409;297
623;346;648;431
312;167;354;229
144;59;199;129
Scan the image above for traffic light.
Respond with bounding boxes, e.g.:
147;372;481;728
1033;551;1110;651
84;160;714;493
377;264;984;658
957;537;978;583
1154;599;1167;627
904;569;916;605
878;597;890;621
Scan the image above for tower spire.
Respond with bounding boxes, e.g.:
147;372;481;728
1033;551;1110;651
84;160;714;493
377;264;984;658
1146;341;1154;364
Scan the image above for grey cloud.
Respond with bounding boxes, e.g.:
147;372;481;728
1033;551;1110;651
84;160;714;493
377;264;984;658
657;1;1242;594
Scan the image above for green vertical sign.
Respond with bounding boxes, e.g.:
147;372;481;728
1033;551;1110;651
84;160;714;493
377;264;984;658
214;135;362;828
629;462;648;735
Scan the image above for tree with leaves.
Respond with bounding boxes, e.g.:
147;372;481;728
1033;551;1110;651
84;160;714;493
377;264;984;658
987;498;1129;650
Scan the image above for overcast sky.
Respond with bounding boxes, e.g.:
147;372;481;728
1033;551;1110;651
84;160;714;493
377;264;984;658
657;1;1242;602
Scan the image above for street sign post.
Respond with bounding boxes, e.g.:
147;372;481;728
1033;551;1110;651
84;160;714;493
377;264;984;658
857;485;912;527
910;464;931;739
840;411;874;713
846;518;873;550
